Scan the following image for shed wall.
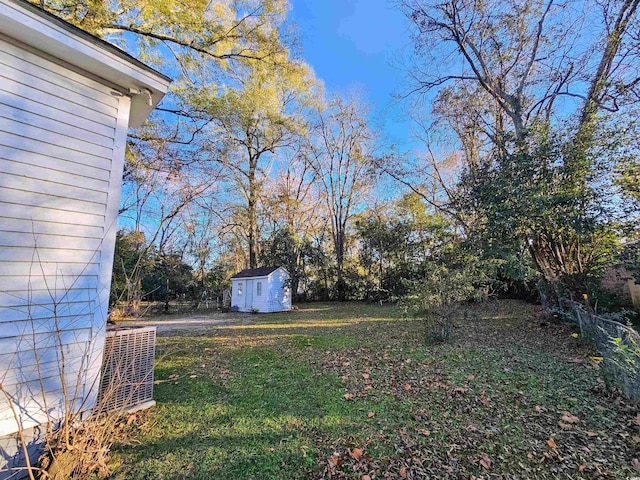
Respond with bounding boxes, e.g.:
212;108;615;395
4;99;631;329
230;268;291;313
267;268;291;312
0;35;130;436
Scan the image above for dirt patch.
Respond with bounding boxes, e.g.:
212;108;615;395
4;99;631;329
119;310;255;336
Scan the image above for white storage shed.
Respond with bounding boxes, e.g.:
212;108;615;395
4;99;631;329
230;266;292;313
0;0;170;471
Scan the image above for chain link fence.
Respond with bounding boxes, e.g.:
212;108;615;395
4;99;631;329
556;298;640;400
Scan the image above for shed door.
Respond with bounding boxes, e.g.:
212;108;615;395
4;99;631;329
0;36;131;435
245;279;254;309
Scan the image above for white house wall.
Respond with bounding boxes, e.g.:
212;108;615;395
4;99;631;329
0;35;131;435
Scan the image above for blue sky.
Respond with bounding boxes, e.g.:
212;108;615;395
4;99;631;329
289;0;415;150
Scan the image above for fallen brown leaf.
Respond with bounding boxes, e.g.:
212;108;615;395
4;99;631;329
561;412;580;424
367;411;375;418
479;455;492;469
350;447;363;461
362;476;371;480
579;464;586;472
547;438;557;449
403;383;412;391
343;393;354;400
362;373;370;380
328;453;341;469
400;466;407;478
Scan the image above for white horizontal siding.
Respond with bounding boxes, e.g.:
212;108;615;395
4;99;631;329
0;37;119;106
0;217;104;239
0;342;92;372
0;46;119;119
0;231;104;250
0;157;110;193
0;115;114;160
0;145;111;182
0;102;114;149
0;246;100;264
0;260;100;277
0;130;112;172
0;352;86;388
0;288;97;308
0;202;106;227
0;74;117;127
0;274;99;294
0;299;98;322
0;327;92;353
0;187;106;216
0;312;99;337
0;34;131;437
0;89;115;139
0;390;86;433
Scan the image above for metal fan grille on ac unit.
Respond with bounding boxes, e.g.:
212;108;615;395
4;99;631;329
97;326;156;412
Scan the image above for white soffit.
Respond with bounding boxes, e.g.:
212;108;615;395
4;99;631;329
0;0;171;127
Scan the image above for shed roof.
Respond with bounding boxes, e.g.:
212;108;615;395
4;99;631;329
0;0;171;127
231;266;282;279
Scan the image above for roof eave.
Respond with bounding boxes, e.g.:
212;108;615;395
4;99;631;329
0;0;171;127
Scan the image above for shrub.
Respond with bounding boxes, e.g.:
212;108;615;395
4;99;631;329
403;246;496;343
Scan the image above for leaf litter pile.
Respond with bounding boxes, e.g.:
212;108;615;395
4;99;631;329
114;300;639;479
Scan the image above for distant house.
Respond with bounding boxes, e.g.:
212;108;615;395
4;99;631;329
230;266;292;313
601;265;640;310
0;0;169;473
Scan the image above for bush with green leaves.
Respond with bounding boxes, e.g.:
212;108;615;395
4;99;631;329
403;240;496;343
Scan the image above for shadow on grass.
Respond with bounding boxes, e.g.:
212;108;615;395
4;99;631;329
113;300;639;480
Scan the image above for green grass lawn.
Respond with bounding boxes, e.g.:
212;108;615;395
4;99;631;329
112;301;639;479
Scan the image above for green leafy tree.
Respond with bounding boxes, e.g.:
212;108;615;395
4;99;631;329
399;0;640;301
401;219;496;343
459;125;620;299
197;55;319;268
259;226;313;299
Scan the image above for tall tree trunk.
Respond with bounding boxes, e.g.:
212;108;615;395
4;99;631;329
248;154;258;268
335;230;346;301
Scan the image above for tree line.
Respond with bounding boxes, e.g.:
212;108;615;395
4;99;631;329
34;0;640;312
